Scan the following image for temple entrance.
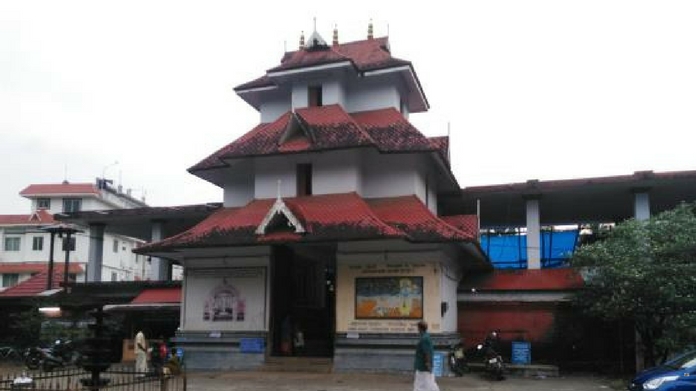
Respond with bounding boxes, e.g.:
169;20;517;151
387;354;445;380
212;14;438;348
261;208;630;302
270;244;335;358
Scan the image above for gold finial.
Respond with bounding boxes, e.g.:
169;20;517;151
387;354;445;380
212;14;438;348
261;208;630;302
333;24;339;46
367;19;374;40
299;31;305;49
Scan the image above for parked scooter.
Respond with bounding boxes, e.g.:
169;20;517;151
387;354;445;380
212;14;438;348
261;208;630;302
448;339;468;376
476;331;505;380
24;339;83;372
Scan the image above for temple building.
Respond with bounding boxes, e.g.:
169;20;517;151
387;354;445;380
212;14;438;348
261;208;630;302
135;24;490;371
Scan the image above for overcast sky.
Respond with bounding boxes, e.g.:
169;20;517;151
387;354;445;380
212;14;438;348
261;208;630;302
2;1;695;213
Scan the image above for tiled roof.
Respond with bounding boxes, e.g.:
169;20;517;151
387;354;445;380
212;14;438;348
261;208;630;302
441;215;479;237
459;268;584;292
263;37;410;75
0;263;85;297
20;183;99;197
0;262;82;275
136;193;477;253
131;288;181;304
367;196;476;242
190;105;447;172
0;210;55;225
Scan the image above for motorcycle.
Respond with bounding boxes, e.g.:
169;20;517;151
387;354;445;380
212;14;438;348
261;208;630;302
25;339;83;372
448;340;468;376
476;331;505;380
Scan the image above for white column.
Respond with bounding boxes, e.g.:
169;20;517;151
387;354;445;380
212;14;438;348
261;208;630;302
150;221;169;281
87;224;105;282
525;198;541;269
633;189;650;371
634;191;651;221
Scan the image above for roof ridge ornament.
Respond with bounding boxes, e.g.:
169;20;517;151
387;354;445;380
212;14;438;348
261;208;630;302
333;24;338;46
299;31;305;50
255;181;306;235
368;18;374;40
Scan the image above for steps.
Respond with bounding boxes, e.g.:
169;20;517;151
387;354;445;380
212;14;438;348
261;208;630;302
260;357;333;373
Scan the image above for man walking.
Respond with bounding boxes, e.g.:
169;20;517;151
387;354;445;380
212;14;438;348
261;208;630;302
414;320;440;391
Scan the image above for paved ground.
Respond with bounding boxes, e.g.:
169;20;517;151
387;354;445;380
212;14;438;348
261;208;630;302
186;371;623;391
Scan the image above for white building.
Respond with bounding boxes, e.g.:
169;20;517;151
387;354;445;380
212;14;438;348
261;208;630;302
0;179;152;290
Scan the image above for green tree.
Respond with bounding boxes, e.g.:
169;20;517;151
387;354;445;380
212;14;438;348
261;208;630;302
571;202;696;368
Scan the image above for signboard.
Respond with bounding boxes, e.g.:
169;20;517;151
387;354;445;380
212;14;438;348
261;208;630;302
432;352;444;377
511;341;531;364
240;338;265;353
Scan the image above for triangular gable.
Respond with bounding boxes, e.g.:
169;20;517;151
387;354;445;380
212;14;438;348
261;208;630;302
279;112;314;146
255;196;305;235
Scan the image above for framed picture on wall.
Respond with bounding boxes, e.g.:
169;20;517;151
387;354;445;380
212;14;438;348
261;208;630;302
355;276;423;319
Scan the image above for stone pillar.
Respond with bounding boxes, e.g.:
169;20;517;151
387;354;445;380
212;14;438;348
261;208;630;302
87;224;105;282
150;221;169;281
525;197;541;269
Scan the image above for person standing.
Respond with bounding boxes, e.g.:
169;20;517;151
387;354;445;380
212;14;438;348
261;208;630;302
135;330;148;376
414;320;440;391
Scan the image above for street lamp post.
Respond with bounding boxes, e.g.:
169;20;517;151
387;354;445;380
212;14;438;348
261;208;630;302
41;224;83;290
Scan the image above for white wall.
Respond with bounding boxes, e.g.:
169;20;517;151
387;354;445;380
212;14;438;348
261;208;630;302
260;98;290;123
254;157;296;199
345;80;400;113
223;174;255;207
291;83;308;110
252;151;362;199
360;151;425;202
312;150;361;195
323;79;346;108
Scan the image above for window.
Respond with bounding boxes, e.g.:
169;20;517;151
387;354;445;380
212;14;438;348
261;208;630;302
62;198;82;213
37;198;51;209
4;237;20;251
308;85;322;107
2;274;19;288
61;237;76;251
296;163;312;196
113;239;119;253
111;272;118;282
32;236;44;251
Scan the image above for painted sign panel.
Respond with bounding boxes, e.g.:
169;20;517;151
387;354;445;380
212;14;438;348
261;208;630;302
433;352;444;377
185;267;266;331
355;277;423;319
511;341;531;364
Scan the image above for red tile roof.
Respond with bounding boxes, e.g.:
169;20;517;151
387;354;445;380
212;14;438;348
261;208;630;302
367;196;476;241
0;262;82;274
265;37;409;75
460;268;584;292
0;210;55;225
20;183;99;197
0;263;85;297
190;105;448;172
136;193;477;254
441;215;479;236
131;288;181;304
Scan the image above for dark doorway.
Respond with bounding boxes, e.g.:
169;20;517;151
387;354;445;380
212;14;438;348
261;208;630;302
270;244;335;357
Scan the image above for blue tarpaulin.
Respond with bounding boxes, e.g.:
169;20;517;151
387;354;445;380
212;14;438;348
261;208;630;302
480;230;578;269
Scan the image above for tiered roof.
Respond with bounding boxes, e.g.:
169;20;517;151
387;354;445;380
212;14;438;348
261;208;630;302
190;105;448;174
136;192;478;253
